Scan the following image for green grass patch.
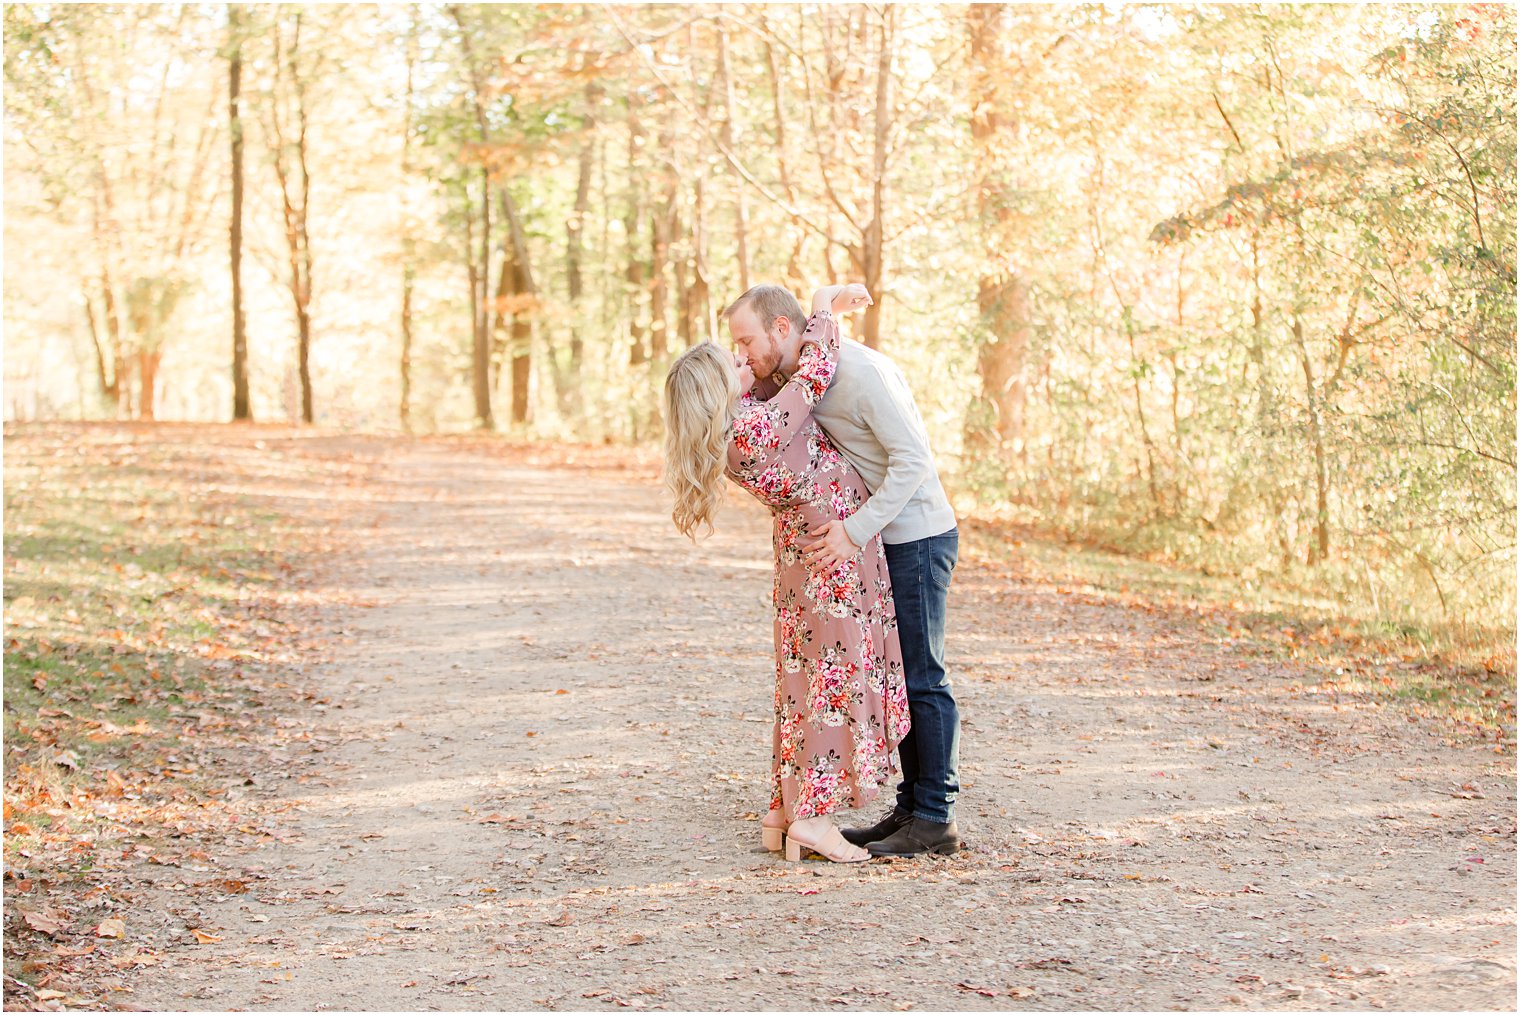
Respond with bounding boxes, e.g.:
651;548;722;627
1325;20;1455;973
4;424;319;1003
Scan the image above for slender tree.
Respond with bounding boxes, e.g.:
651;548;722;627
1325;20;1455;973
965;3;1030;458
263;9;318;423
398;5;418;432
450;3;496;430
227;3;251;421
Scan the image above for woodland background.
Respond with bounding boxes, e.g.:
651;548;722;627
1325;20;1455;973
3;3;1516;661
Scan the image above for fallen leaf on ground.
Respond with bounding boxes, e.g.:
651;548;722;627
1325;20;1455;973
20;907;67;936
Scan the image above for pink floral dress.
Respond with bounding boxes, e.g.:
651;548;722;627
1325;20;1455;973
726;310;911;821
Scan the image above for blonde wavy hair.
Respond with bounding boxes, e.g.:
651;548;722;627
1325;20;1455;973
663;341;740;540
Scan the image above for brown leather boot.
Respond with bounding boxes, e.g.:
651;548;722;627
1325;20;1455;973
840;806;912;847
865;816;963;857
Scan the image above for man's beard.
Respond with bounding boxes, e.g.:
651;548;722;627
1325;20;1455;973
754;333;785;379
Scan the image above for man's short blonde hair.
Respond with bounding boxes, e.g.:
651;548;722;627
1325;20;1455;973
721;284;806;337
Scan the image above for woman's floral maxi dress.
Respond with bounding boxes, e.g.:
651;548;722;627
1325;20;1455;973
726;310;912;821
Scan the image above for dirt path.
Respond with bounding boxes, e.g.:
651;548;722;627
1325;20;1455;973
127;435;1515;1012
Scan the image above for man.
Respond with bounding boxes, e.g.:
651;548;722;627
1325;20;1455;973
724;283;962;857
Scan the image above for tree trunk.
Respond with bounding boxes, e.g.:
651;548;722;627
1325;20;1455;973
625;94;648;367
490;257;510;391
1122;306;1161;512
463;208;491;429
269;12;316;424
716;23;749;292
297;306;313;423
649;198;671;364
292;14;313;423
649;103;675;366
498;187;537;426
451;4;494;430
965;3;1029;456
472;173;493;428
861;7;894;349
1171;251;1186;455
676;198;693;348
974;277;1029;445
761;23;805;292
399;7;417;433
1250;230;1293;564
228;3;250;421
562;88;594;415
1290;218;1330;565
400;266;413;431
509;278;532;427
137;346;160;421
1294;309;1331;565
88;188;125;416
104;280;126;418
82;286;120;409
685;174;711;347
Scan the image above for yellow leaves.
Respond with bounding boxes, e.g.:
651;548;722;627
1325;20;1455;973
94;917;124;938
189;928;223;944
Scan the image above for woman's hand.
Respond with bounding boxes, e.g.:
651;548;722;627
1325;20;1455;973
831;283;872;315
811;283;873;316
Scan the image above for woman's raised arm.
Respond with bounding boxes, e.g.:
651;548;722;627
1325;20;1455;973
726;310;842;474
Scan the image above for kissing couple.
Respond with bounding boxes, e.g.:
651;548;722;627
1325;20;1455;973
664;282;962;863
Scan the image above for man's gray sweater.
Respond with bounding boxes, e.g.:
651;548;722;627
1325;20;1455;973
812;338;957;547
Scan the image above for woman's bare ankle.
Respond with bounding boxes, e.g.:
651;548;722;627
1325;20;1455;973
788;815;830;837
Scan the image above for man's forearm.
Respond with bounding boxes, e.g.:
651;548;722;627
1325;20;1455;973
842;454;930;547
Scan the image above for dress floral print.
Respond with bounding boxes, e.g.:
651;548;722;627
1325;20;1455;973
726;310;911;821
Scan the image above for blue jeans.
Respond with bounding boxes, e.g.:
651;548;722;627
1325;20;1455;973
883;527;960;824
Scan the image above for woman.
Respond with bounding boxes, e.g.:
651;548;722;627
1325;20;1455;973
663;283;910;864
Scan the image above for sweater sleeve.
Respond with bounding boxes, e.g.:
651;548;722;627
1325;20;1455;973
840;365;934;547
